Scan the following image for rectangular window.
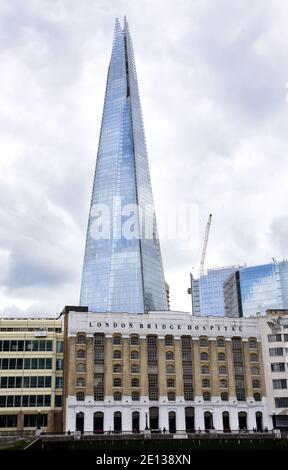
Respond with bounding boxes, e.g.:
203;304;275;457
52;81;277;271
45;377;51;388
39;341;46;351
22;395;29;407
269;348;284;357
17;341;24;351
14;395;21;407
45;359;52;369
0;377;7;388
29;395;36;407
24;358;31;370
46;341;53;351
2;359;8;370
271;363;285;372
0;415;17;428
30;377;37;388
9;359;16;369
45;395;51;406
55;377;63;389
284;334;288;342
38;358;45;369
268;334;282;342
56;359;63;370
273;379;287;389
16;358;23;369
25;341;32;351
15;377;22;388
56;341;63;353
23;377;30;388
275;397;288;408
55;395;62;407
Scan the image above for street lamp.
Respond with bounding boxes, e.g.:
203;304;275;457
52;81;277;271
145;412;149;430
272;412;276;430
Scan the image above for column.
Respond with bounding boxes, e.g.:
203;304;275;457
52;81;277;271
192;339;202;399
66;408;76;432
17;411;24;432
140;337;148;400
176;406;186;433
242;340;253;399
85;408;94;433
159;406;169;430
122;407;131;432
157;337;167;400
140;406;149;431
247;407;257;431
47;411;55;432
174;337;184;399
210;339;219;398
229;408;239;431
212;408;223;431
225;340;236;399
194;405;205;431
86;335;94;398
122;337;131;399
104;336;113;400
104;407;113;432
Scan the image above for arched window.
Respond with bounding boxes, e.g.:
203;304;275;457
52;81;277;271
219;366;227;375
113;335;121;345
130;336;139;345
132;391;140;401
166;365;175;374
250;354;258;362
113;377;122;387
199;337;208;347
166;351;174;360
217;338;225;348
131;364;139;374
254;393;261;402
220;379;228;388
76;363;86;372
113;350;121;359
200;352;208;361
77;334;86;344
201;365;209;374
76;392;85;401
202;379;210;388
203;392;211;401
251;367;259;375
114;392;122;401
167;378;175;388
221;392;229;401
165;335;174;346
77;349;86;359
252;380;260;388
131;378;139;388
249;338;257;349
131;350;139;360
218;352;225;361
168;391;175;401
76;377;85;387
113;364;122;373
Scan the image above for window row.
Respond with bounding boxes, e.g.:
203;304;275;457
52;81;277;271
0;413;49;428
0;340;53;352
268;334;288;342
0;395;51;408
269;348;288;357
271;362;286;372
0;357;52;370
0;376;52;389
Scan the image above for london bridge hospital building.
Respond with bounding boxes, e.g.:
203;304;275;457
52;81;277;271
62;308;271;434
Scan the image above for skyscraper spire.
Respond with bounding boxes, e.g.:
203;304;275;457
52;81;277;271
80;19;168;314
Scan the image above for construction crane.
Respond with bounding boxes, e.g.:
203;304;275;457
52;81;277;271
199;213;212;276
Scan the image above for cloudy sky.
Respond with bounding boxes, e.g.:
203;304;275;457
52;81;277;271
0;0;288;317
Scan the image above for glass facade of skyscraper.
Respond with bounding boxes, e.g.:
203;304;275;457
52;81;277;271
190;266;240;316
224;260;288;317
80;18;168;314
191;260;288;317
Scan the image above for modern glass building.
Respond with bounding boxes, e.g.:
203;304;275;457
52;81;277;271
190;260;288;317
190;266;241;316
224;260;288;317
80;18;168;314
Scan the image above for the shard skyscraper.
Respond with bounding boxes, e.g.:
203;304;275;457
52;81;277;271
80;18;168;314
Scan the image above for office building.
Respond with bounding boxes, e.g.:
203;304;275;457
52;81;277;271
80;18;168;314
224;260;288;317
190;266;241;316
258;309;288;430
62;307;270;433
0;318;63;433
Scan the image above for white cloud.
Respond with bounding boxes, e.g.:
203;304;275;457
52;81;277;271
0;0;288;315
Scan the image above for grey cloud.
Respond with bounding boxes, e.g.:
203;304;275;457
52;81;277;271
0;0;287;314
